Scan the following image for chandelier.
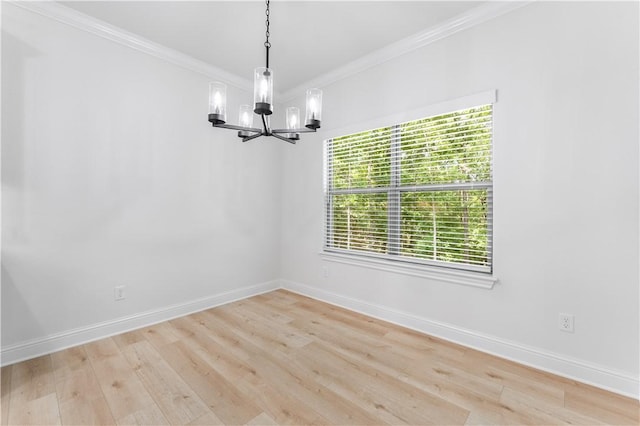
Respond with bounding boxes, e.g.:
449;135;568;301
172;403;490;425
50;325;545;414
207;0;323;144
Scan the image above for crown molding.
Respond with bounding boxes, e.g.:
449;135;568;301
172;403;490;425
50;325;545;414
8;0;253;92
10;0;531;101
279;1;533;102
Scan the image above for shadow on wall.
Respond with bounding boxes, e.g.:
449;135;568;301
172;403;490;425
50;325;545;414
1;28;44;354
2;31;40;244
1;264;43;351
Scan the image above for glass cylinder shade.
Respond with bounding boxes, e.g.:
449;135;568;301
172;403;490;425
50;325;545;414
238;105;253;128
286;107;300;130
305;88;322;129
253;67;273;115
285;106;300;140
208;82;227;124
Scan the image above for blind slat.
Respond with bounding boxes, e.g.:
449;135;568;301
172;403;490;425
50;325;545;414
324;104;493;273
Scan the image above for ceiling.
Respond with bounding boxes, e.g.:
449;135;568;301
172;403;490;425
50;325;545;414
59;1;483;94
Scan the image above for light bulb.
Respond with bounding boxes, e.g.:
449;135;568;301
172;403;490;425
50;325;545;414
253;67;273;115
213;92;222;113
260;79;268;102
286;106;300;135
208;81;227;123
238;104;253;128
304;88;322;129
309;99;317;118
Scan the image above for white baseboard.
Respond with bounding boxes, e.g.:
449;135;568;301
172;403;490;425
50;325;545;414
280;279;639;400
1;280;279;367
3;278;637;400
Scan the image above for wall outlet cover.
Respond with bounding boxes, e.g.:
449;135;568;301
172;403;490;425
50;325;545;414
559;313;574;333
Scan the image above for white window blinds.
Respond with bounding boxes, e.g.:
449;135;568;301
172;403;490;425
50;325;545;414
324;104;493;273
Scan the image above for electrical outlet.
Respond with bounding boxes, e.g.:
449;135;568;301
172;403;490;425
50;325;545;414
114;285;126;301
322;266;329;278
559;313;574;333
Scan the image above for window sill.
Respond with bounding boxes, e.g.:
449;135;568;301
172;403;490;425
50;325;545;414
319;251;498;289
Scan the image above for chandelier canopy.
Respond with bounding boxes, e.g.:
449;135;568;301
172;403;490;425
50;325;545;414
208;0;323;144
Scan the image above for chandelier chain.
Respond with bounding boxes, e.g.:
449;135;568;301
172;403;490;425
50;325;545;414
264;0;271;49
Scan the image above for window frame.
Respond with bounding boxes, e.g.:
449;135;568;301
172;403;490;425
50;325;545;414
322;91;498;289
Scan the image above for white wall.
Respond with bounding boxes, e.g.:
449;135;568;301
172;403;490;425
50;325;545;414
2;0;638;398
1;3;282;353
280;1;639;395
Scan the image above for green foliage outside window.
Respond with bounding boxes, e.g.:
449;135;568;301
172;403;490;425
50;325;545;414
325;105;493;271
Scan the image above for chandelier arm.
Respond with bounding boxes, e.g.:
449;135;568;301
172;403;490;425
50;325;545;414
213;123;262;133
272;127;318;134
271;133;297;144
241;132;265;143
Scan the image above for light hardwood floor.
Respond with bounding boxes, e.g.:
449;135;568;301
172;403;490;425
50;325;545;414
2;290;638;425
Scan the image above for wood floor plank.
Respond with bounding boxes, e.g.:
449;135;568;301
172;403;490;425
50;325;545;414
177;307;384;425
112;329;147;350
245;412;279;426
396;360;509;418
7;355;62;425
55;363;105;405
7;355;61;426
251;290;300;308
240;351;382;425
88;338;160;421
4;289;637;426
464;406;548;425
158;340;261;425
50;346;92;384
296;341;470;425
228;302;313;348
186;410;225;425
115;403;169;426
190;310;255;361
58;392;115;426
461;349;571;408
382;328;468;361
171;315;260;383
8;392;61;426
398;369;516;425
1;365;12;426
84;337;121;361
285;297;390;338
289;316;415;378
241;385;326;425
204;307;300;357
500;387;606;425
291;314;504;408
465;348;575;389
484;364;565;406
215;303;313;351
122;339;210;424
9;355;57;404
139;321;181;350
564;381;639;425
176;313;345;424
237;297;295;324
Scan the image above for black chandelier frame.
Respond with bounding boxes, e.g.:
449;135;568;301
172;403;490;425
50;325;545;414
208;0;321;144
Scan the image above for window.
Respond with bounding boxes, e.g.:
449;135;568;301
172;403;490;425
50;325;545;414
323;103;493;274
